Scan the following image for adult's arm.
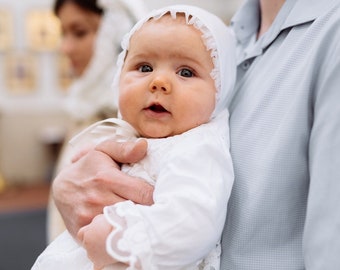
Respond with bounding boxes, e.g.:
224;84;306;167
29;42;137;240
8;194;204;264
52;139;154;238
304;30;340;268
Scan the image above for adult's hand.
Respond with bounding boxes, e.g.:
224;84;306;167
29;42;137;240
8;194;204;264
52;139;153;238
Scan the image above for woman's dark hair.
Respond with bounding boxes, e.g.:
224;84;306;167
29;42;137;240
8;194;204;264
54;0;104;16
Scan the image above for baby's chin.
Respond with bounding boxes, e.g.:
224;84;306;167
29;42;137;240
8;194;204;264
138;129;172;139
138;125;195;139
137;126;177;139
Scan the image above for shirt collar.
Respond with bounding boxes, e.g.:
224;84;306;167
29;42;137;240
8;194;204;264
230;0;260;45
283;0;338;28
231;0;333;52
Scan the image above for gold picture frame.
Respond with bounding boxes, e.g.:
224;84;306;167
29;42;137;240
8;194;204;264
5;51;37;94
0;8;13;51
26;9;61;51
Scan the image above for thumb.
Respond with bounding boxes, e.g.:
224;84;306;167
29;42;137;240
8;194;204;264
76;224;90;245
76;225;87;243
95;138;147;164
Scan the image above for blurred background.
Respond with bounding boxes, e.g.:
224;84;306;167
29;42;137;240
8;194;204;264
0;0;242;269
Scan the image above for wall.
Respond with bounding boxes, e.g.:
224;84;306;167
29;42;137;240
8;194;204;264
0;0;69;185
0;0;242;186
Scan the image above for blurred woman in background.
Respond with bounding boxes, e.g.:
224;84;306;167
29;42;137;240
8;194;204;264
47;0;148;243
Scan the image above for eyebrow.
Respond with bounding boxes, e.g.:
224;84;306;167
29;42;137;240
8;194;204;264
128;50;208;66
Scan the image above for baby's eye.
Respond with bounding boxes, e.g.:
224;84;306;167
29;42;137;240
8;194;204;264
178;68;194;78
138;65;153;72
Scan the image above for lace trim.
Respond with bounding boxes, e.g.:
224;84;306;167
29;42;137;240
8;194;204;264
104;202;153;269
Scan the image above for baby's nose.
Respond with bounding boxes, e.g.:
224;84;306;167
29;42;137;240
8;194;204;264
149;76;171;93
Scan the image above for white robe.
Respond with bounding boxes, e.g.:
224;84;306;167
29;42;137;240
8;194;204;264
32;113;233;270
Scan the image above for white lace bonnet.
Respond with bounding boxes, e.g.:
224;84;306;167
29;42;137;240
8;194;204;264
112;4;236;119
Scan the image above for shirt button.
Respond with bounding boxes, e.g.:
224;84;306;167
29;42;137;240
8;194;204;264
241;60;250;70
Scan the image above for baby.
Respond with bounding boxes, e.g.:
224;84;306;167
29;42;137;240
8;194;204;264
32;5;236;270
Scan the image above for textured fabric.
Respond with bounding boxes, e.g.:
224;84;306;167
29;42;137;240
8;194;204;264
221;0;340;269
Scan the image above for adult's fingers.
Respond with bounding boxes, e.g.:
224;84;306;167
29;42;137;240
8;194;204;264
95;138;148;164
52;147;154;237
52;150;123;236
95;167;154;206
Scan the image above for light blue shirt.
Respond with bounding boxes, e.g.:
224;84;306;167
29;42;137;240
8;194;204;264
221;0;340;269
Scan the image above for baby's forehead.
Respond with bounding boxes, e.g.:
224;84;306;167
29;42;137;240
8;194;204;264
127;13;211;62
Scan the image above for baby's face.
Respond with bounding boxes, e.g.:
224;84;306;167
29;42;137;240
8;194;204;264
119;14;216;138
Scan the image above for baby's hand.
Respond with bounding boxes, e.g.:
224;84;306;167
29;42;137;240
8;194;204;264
78;214;117;269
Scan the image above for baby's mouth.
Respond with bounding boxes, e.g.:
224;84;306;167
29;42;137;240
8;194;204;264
147;103;169;113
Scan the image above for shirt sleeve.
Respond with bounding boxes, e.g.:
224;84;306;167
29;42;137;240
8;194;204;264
103;118;234;269
304;36;340;269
